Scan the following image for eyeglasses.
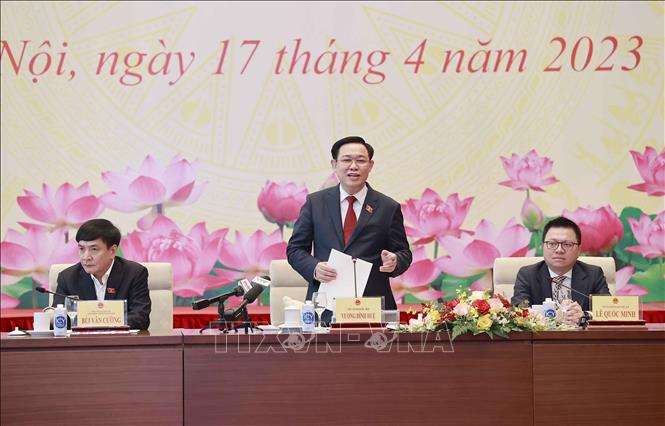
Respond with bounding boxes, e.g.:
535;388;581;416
543;241;579;251
337;158;370;167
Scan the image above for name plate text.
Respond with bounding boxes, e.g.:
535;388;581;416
77;300;127;328
591;295;640;321
335;297;382;323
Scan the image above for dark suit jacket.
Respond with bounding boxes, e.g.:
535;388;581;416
287;183;412;310
53;257;151;330
511;260;610;311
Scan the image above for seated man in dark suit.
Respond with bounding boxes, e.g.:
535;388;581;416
53;219;151;330
287;136;412;315
512;216;610;324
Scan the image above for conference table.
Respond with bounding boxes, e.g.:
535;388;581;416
2;327;664;425
3;304;665;332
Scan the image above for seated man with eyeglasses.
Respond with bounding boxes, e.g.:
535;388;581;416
511;216;610;324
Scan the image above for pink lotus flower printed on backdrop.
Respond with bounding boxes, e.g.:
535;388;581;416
319;172;339;190
121;215;233;297
257;181;308;227
1;293;20;309
521;198;544;231
390;246;445;303
627;146;665;197
563;205;623;255
499;149;559;192
625;211;665;258
100;155;207;229
217;229;287;280
216;229;287;305
17;182;104;232
614;266;648;296
0;227;79;288
402;189;474;245
436;219;533;290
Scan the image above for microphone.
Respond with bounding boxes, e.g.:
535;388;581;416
192;281;247;310
35;287;78;300
251;275;271;287
223;282;264;322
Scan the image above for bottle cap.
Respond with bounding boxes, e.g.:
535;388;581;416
57;304;64;308
305;300;313;305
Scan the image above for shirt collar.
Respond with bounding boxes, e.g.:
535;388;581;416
92;258;115;285
547;266;572;279
339;184;368;205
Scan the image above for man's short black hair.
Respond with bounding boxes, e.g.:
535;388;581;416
76;219;121;248
331;136;374;160
543;216;582;244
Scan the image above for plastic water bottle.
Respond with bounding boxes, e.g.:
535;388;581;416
543;298;557;319
53;304;68;337
301;301;315;332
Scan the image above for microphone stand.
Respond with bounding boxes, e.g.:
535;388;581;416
352;257;358;298
198;299;233;334
225;307;261;334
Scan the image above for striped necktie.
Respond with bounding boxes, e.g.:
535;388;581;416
551;275;567;304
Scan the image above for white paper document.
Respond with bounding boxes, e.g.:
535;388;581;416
318;249;373;310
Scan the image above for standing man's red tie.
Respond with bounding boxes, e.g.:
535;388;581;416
343;195;357;244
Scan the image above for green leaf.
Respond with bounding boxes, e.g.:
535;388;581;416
439;272;487;301
259;286;271;305
631;263;665;303
528;231;544;256
494;329;509;339
1;276;35;299
451;324;465;340
18;289;49;309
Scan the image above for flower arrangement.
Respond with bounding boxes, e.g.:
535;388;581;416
401;289;548;340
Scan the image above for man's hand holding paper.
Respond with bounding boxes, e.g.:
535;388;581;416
317;249;372;309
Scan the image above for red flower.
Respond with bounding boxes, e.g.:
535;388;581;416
471;299;491;315
445;312;456;321
522;309;530;318
497;294;511;308
448;298;460;309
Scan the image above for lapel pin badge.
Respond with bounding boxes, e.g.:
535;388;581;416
106;287;116;295
365;205;374;214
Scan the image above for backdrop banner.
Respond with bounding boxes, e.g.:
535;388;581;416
1;1;663;310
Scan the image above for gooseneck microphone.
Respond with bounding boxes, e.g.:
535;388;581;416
192;285;245;310
35;287;78;300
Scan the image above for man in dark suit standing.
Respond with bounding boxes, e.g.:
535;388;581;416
287;136;412;311
53;219;151;330
511;216;610;324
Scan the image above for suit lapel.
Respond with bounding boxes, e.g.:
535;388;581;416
77;268;97;300
538;262;553;300
104;258;123;300
345;185;378;248
570;262;587;307
326;187;344;248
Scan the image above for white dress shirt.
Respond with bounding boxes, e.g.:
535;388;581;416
339;184;368;223
91;259;115;301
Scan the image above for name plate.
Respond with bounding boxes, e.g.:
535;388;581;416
77;300;127;328
335;297;382;323
591;295;640;321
